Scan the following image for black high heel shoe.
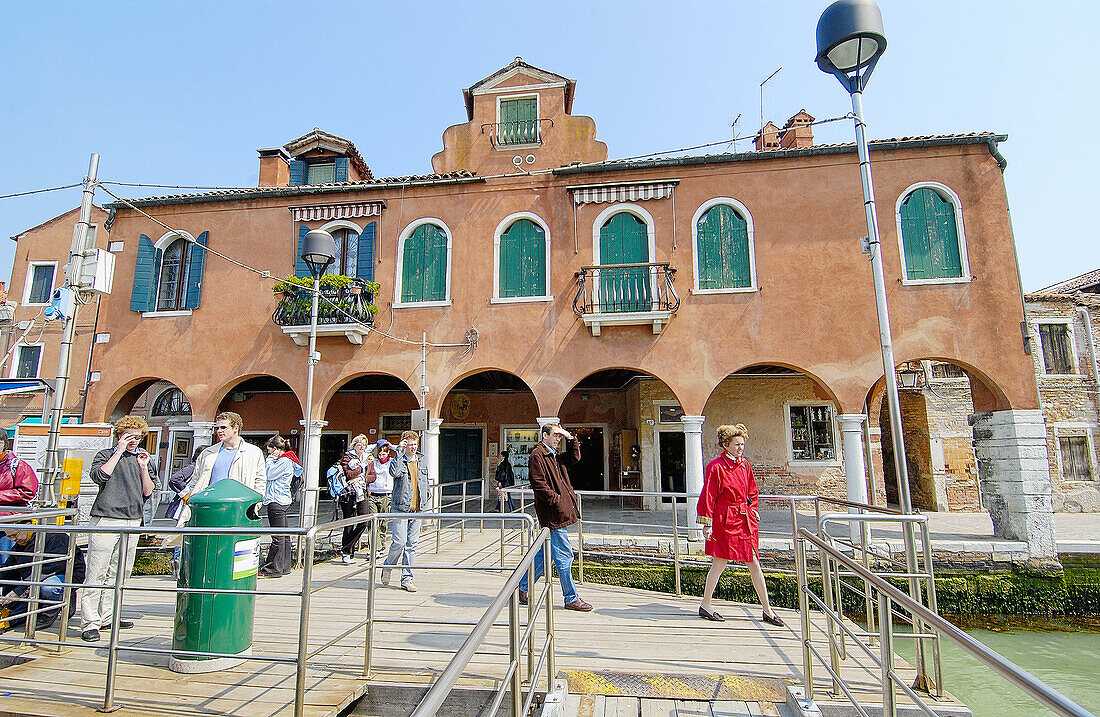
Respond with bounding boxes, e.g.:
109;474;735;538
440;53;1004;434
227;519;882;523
698;606;725;622
762;611;785;627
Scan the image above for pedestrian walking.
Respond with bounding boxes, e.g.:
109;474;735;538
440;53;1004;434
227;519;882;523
519;423;592;612
380;430;429;592
366;439;394;557
494;449;516;512
179;412;266;526
696;423;784;627
260;435;302;577
80;415;156;642
338;434;371;564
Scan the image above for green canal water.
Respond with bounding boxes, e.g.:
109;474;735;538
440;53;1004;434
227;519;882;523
908;619;1099;716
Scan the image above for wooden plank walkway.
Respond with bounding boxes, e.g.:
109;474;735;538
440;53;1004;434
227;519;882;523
0;526;965;716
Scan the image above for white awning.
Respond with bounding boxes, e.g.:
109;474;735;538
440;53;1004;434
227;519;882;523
290;202;385;222
568;180;679;205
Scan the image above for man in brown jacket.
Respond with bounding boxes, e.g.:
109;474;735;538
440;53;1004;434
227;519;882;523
518;423;592;611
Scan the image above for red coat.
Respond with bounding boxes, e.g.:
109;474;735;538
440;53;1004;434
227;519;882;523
0;451;38;506
697;453;759;562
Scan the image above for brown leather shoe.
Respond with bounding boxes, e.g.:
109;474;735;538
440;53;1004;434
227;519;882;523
564;599;593;612
762;611;785;627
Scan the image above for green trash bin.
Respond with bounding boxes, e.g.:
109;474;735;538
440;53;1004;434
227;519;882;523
170;479;264;673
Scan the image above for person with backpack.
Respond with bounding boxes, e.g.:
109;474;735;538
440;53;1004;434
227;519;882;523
337;434;371;565
259;435;302;577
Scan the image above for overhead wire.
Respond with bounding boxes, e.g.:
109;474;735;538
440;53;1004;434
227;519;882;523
0;182;83;200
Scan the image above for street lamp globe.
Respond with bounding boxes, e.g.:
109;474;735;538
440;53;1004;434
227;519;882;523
815;0;886;92
301;229;336;278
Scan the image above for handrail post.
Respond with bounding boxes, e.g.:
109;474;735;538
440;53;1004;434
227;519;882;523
479;482;485;532
24;528;46;639
545;536;556;692
921;521;943;697
795;534;813;703
435;485;442;554
101;531;129;712
820;545;842;695
57;521;77;647
576;493;584;585
460;481;466;543
879;592;897;717
672;498;681;597
500;492;507;567
294;531;316;717
509;591;522;717
365;517;376;678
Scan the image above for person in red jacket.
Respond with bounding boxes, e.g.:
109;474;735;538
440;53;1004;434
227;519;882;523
0;434;38;506
696;423;783;627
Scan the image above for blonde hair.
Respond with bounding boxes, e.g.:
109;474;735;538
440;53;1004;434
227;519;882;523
351;433;368;448
216;411;243;431
716;423;748;449
113;415;148;439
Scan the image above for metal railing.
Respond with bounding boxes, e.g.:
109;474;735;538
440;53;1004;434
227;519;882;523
0;506;543;717
481;118;553;146
796;527;1093;717
271;281;376;327
572;262;681;316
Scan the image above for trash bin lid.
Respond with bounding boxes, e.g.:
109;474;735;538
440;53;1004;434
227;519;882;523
189;479;263;527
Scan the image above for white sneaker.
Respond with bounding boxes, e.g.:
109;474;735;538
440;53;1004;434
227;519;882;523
340;555;355;565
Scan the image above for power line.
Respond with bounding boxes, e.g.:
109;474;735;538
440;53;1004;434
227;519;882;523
0;182;83;200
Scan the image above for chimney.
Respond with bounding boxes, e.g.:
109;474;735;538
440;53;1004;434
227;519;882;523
754;122;781;152
258;147;291;187
780;110;815;149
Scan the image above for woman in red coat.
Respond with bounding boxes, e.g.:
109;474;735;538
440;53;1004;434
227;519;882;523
696;424;783;626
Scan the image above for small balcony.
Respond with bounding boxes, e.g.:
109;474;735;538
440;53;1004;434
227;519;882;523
572;263;680;336
272;280;376;346
481;118;553;147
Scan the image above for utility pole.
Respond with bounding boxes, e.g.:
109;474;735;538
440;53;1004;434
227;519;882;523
44;153;99;502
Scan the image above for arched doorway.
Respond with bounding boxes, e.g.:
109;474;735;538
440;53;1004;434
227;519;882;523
439;370;539;497
558;368;683;497
108;378;195;478
322;374;420;480
701;364;844;499
216;376;303;455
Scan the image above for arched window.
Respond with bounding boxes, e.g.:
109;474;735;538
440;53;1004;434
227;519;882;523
295;221;375;281
897;185;968;282
398;221;450;304
152;388;191;417
598;212;650;312
130;231;209;314
157;238;191;311
693;202;754;291
496;217;547;299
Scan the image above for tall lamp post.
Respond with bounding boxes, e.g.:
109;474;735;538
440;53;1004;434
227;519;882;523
299;229;336;529
816;0;932;693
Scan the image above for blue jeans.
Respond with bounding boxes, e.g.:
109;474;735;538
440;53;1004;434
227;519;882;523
6;574;64;626
382;514;421;585
519;527;578;605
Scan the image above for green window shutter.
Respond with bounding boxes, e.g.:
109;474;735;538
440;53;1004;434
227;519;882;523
296;226;310;278
288;160;305;186
599;212;650;312
334;157;349;182
518;98;537;143
357;222;375;282
183;231;209;310
499;219;546;297
402;224;448;302
901;188;963;280
697;205;751;289
130;234;159;312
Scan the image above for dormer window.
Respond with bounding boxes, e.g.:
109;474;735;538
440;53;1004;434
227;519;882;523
306;160;337;185
498;96;539;146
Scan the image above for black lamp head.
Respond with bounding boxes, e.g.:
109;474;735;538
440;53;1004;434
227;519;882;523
301;229;336;277
816;0;886;93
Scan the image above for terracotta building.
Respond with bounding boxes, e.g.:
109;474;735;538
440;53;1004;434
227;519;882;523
1;207;108;430
83;59;1055;558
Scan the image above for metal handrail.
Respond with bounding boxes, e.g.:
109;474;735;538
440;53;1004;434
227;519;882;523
797;528;1093;717
572;262;681;316
412;528;555;717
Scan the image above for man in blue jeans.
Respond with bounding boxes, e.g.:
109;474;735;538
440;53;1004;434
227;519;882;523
519;424;592;612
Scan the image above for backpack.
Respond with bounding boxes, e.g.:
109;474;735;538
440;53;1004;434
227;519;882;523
326;463;348;499
290;472;304;499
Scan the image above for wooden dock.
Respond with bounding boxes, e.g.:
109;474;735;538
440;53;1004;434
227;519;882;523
0;527;967;716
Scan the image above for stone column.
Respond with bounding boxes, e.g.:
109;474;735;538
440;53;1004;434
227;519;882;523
187;421;216;448
300;418;327;529
423;418;443;510
839;414;870;543
681;416;705;540
536;416;560;431
970;410;1057;563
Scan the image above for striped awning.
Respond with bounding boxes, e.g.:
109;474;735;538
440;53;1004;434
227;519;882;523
290;201;385;222
568;180;679;205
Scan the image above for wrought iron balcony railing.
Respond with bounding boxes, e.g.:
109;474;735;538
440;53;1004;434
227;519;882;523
572;262;680;319
272;284;376;328
480;118;553;147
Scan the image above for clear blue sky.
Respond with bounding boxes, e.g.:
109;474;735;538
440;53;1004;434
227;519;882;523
1;1;1096;292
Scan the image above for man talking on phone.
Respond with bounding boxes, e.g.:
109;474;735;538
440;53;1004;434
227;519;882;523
80;416;156;642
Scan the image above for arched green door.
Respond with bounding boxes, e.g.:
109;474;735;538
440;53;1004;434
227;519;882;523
599;212;650;312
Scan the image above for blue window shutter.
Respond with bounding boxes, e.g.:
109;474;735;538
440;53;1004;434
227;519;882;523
184;231;209;309
357;222;375;282
130;234;158;312
289;160;305;186
296;226;310;278
335;157;349;183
